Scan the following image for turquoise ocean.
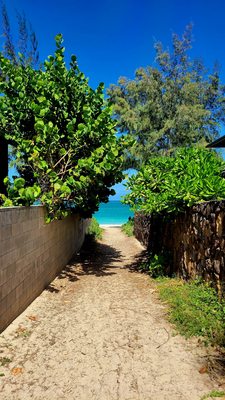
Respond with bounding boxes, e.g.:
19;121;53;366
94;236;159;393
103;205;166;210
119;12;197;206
94;201;133;225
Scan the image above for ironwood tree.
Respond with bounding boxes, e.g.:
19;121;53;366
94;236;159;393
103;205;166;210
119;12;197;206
0;2;39;194
1;2;39;66
108;25;225;168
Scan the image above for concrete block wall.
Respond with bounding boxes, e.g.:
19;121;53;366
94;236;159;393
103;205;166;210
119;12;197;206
0;206;88;332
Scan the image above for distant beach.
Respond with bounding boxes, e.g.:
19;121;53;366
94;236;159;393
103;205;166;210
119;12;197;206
94;201;133;225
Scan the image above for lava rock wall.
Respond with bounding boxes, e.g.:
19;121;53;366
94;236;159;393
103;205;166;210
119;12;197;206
134;201;225;295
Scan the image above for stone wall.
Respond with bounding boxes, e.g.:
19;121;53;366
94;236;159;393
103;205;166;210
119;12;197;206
0;206;88;332
134;201;225;295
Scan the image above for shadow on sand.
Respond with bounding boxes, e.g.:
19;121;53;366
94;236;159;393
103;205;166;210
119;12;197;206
72;234;123;276
46;235;123;293
125;248;149;273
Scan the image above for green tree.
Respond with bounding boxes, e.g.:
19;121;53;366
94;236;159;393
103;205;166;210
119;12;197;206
108;25;225;168
0;2;39;194
0;34;126;220
124;147;225;215
1;2;39;66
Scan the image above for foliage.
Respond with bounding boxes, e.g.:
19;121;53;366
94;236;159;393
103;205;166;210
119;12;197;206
0;177;41;207
156;277;225;347
0;34;127;221
1;2;39;67
200;390;225;399
108;25;225;168
121;217;134;236
0;3;39;196
86;218;103;240
123;147;225;215
139;253;167;278
0;357;12;367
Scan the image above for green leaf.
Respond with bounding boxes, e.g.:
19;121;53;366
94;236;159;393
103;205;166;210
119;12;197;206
35;120;45;131
37;96;46;103
38;160;48;170
55;33;63;43
53;182;61;192
60;184;71;196
39;108;48;117
59;148;67;156
80;175;86;183
14;178;25;190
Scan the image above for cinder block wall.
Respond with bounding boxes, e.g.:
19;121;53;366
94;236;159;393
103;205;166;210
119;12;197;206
0;206;88;332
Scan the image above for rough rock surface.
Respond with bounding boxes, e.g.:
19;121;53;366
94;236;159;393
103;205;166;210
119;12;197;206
134;201;225;295
0;228;222;399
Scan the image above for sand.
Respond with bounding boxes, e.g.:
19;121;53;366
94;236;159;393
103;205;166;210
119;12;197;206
0;227;224;400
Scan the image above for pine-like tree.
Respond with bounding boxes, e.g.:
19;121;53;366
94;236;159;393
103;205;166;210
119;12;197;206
0;2;39;194
108;25;225;168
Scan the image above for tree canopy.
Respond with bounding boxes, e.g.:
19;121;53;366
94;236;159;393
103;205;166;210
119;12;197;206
0;34;126;221
108;25;225;168
0;3;39;195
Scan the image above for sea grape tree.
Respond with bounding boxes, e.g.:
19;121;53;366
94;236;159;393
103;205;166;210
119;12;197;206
0;34;126;220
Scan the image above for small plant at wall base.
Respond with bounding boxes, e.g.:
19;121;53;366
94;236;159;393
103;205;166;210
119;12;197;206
0;34;129;221
156;277;225;347
86;218;103;240
200;390;225;399
139;253;168;278
124;147;225;215
121;217;134;237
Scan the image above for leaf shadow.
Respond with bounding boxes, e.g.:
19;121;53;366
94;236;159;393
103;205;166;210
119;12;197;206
125;248;149;273
46;284;60;293
45;234;123;294
71;235;123;277
57;265;80;282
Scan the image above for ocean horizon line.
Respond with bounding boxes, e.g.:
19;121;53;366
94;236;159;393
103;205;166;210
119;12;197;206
94;201;133;225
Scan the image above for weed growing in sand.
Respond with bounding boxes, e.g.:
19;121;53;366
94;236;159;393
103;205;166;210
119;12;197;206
0;357;12;366
86;218;103;240
121;217;134;237
139;252;167;278
200;389;225;399
156;278;225;347
15;326;31;338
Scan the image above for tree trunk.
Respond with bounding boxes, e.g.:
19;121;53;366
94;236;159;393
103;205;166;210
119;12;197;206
0;136;8;195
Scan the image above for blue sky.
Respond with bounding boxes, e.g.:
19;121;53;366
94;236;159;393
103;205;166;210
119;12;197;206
3;0;225;199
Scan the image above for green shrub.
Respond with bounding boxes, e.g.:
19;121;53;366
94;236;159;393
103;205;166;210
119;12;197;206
86;218;103;240
121;217;134;236
139;253;167;278
0;34;127;221
124;147;225;215
156;278;225;347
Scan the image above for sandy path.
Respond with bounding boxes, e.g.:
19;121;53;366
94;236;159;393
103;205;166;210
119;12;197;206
0;228;221;399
